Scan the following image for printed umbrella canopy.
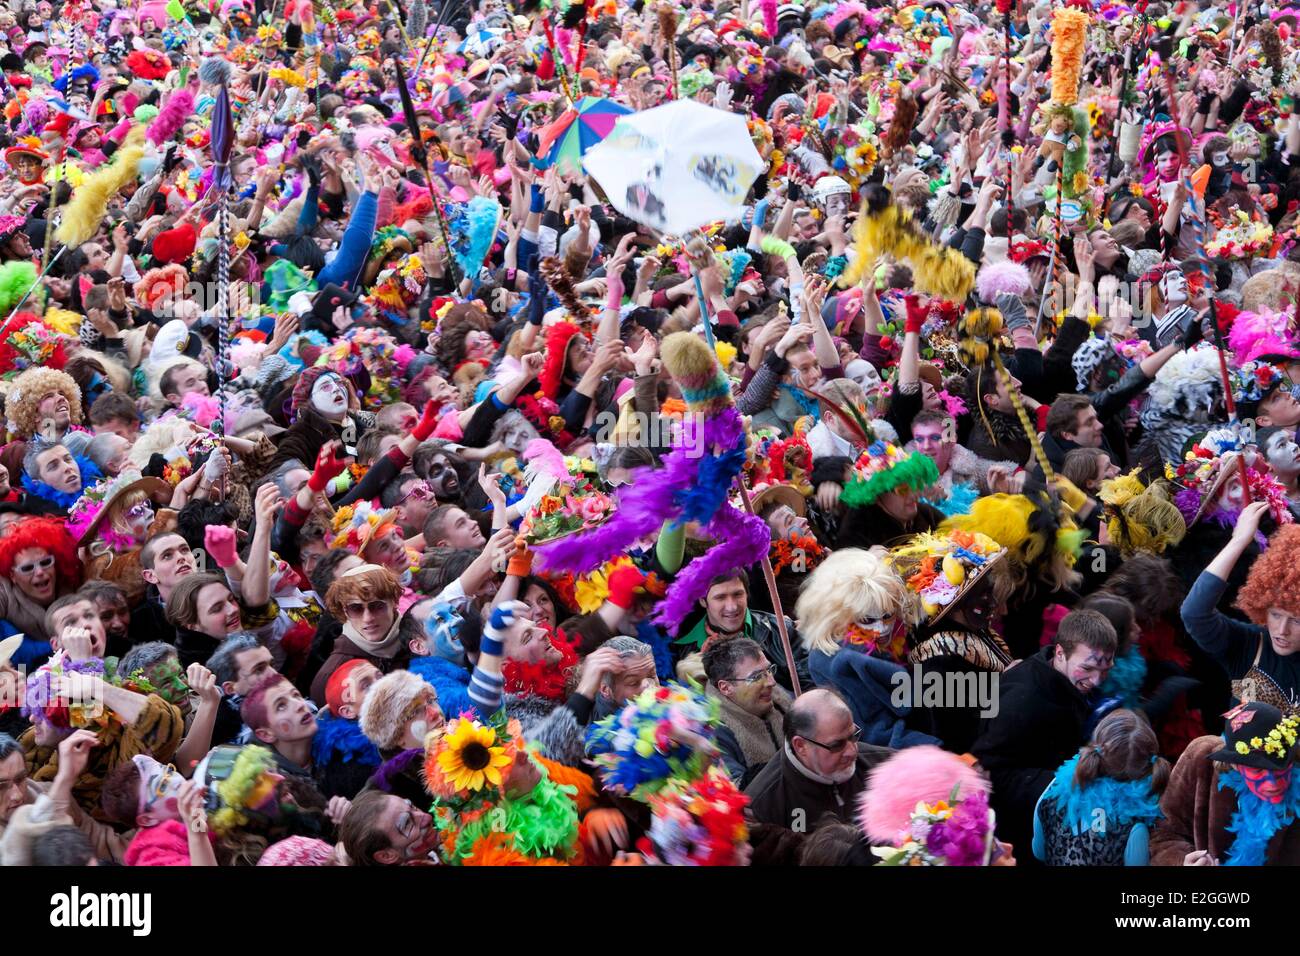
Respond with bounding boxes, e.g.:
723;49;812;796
582;100;764;236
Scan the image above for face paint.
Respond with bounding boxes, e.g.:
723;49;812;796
124;500;155;540
310;372;350;418
1242;766;1292;804
1211;150;1230;168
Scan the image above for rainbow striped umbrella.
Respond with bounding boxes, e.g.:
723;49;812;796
535;96;633;176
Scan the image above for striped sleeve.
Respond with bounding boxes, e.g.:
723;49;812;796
466;666;504;718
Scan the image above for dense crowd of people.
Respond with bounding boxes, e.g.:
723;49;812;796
0;0;1299;868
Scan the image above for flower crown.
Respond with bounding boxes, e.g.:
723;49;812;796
66;470;151;550
1232;360;1289;405
870;784;996;866
1232;709;1300;762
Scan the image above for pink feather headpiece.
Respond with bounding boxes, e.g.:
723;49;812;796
858;746;991;843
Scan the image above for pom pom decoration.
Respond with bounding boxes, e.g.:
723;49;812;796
533;332;770;635
447;196;502;283
975;260;1031;303
585;682;722;800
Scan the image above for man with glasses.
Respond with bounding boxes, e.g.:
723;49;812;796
379;471;438;543
703;637;792;786
744;687;892;831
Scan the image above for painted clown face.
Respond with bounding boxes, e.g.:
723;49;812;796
133;755;187;826
1159;269;1188;307
1156;147;1179;182
310;372;350;419
1241;765;1292;804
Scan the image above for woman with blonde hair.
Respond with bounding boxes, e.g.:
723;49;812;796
795;548;933;747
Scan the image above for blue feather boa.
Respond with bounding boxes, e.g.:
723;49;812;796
312;713;381;768
1043;755;1164;835
1100;644;1146;708
925;481;980;517
1218;768;1300;865
451;196;502;282
21;456;102;510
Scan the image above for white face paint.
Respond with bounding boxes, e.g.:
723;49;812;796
1211;150;1230;168
1159;269;1188;306
310;373;349;419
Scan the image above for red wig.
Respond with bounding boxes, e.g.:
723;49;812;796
538;321;585;401
0;516;83;592
1236;524;1300;624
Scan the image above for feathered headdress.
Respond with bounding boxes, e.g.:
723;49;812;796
56;126;145;248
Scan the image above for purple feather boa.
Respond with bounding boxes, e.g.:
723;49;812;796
533;409;747;574
652;503;770;635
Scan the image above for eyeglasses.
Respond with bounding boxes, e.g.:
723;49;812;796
729;663;776;685
800;725;862;752
407;482;433;500
345;599;390;618
13;555;54;576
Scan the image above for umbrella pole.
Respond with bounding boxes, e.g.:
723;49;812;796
734;472;802;697
692;270;716;348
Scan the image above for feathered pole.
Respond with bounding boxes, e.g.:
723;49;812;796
1208;296;1252;505
202;56;234;439
959;307;1056;483
539;255;591;327
533;332;772;640
392;55;460;288
41;140;68;272
541;14;576;105
734;475;801;696
658;2;679;100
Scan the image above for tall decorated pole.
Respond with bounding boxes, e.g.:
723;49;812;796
203;56;235;439
392;56;461;288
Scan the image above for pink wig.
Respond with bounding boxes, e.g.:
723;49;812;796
826;1;868;31
858;746;991;843
976;260;1031;303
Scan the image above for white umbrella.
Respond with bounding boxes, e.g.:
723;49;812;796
582;100;763;236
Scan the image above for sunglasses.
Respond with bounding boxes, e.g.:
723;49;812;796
801;725;862;752
345;599;390;619
14;555;54;576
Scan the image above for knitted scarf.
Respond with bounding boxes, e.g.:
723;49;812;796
1042;754;1163;835
341;616;403;660
1218;768;1300;866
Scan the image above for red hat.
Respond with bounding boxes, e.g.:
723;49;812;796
152;221;197;265
539;320;587;400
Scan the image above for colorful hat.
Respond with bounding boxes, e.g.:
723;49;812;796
196;745;288;836
330;502;400;554
841;439;939;508
67;471;171;550
518;443;615;546
888;530;1006;623
1208;702;1300;770
859;745;997;866
639;765;750;866
1233;359;1291;421
1168;429;1295;528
